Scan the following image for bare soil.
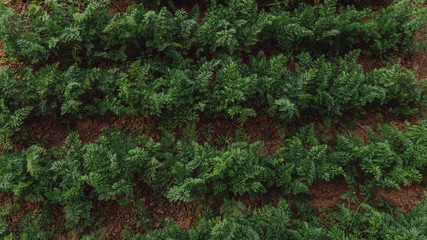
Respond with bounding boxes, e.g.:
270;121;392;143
24;114;158;149
409;32;427;80
0;193;38;234
0;42;22;70
96;184;199;239
0;42;6;64
376;183;427;212
193;114;283;155
1;0;28;13
358;31;427;81
309;181;350;211
309;181;427;215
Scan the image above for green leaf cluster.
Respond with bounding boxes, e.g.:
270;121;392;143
0;127;161;227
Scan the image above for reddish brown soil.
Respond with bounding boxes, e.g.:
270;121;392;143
24;114;159;149
0;193;69;239
26;116;69;149
0;193;38;234
110;115;160;141
348;113;381;143
359;31;427;81
352;30;427;143
73;118;110;144
108;0;133;16
193;114;283;156
245;115;284;155
22;112;281;157
309;181;427;214
309;181;351;211
0;185;199;239
1;0;28;13
0;42;21;70
409;32;427;80
376;183;427;212
193;117;234;144
96;184;199;239
0;42;6;65
341;111;420;144
95;200;137;239
234;187;283;208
